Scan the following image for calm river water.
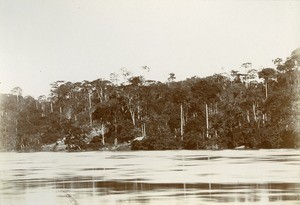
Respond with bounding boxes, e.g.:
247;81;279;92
0;149;299;205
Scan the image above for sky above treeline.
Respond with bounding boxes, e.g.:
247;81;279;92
0;0;299;98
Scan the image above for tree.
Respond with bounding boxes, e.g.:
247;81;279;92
92;103;113;145
81;81;94;126
11;86;22;102
1;48;299;151
38;95;47;117
168;73;176;83
241;62;253;85
110;72;119;85
258;68;277;99
128;76;145;86
91;79;111;103
120;67;132;84
142;65;150;72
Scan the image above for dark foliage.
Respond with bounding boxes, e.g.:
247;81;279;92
0;48;299;151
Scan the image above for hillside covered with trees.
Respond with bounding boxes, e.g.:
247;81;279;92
0;48;299;151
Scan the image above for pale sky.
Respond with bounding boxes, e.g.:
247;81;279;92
0;0;299;98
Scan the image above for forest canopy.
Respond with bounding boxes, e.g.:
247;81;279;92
0;48;299;151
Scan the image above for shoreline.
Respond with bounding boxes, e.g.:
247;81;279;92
2;147;298;153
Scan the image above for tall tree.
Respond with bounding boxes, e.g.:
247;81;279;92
258;68;277;99
168;73;176;84
11;87;22;102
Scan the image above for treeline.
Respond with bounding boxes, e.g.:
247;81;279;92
0;48;299;151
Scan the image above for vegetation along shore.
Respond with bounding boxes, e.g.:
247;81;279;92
1;48;299;152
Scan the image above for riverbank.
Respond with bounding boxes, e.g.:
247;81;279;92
39;141;132;152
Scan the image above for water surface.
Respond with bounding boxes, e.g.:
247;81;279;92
0;149;299;204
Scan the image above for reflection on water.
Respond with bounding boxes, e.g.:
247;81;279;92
0;150;299;204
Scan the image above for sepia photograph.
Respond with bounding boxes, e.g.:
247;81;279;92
0;0;299;204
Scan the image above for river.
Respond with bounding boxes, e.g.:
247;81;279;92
0;149;299;204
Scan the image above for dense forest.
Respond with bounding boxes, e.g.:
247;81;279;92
0;48;299;151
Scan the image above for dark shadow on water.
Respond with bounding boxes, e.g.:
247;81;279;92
80;167;117;171
4;177;300;203
1;150;299;204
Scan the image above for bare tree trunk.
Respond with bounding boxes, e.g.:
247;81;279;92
141;124;144;137
265;81;268;99
253;103;257;122
96;87;104;103
89;113;93;126
141;123;146;138
137;105;141;120
100;87;104;102
102;123;105;145
97;90;101;103
246;110;250;123
15;119;18;134
130;109;136;126
50;103;53;113
59;106;62;124
88;93;92;109
41;105;45;117
180;104;184;140
206;103;209;138
88;92;93;126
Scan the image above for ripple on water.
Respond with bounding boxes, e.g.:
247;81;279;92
0;150;299;204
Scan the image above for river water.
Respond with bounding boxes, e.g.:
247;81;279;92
0;149;299;205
